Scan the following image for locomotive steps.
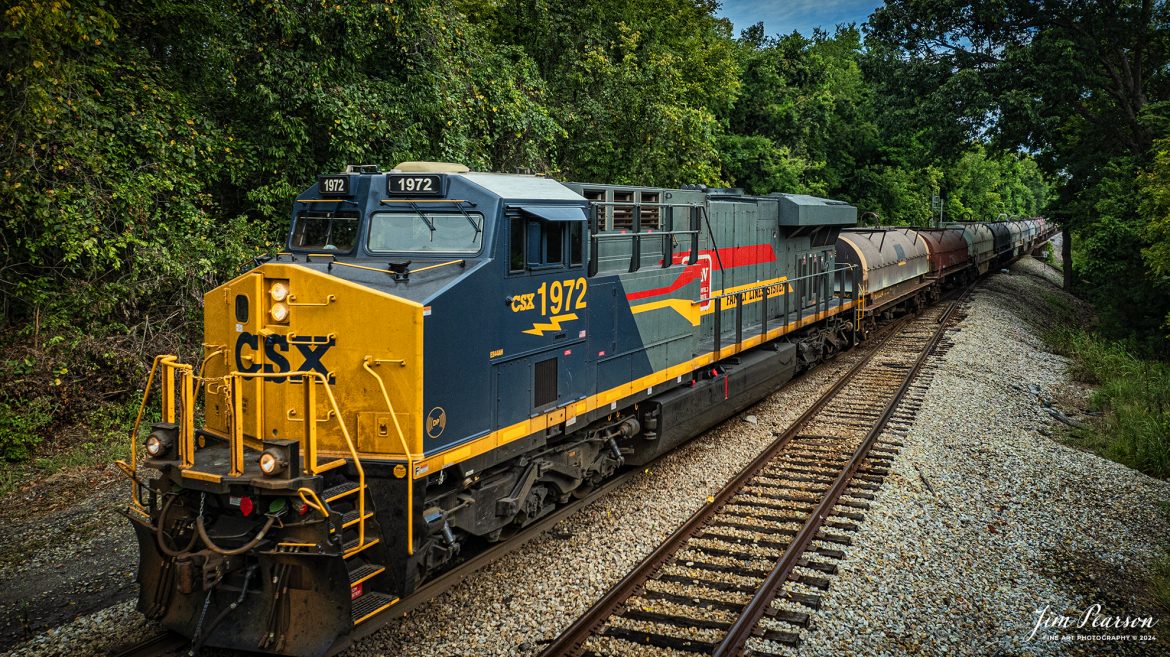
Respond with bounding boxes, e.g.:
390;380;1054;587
6;260;1168;657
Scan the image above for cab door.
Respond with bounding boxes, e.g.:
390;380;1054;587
494;207;593;430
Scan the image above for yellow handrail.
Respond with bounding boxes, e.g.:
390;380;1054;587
224;369;369;552
362;357;415;555
297;487;329;518
121;356;196;506
179;366;195;468
123;355;167;511
124;356;375;556
155;357;196;468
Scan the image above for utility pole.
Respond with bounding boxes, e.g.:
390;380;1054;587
930;193;943;227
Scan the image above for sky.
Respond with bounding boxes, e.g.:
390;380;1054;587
717;0;882;38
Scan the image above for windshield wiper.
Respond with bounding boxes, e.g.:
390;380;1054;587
455;203;482;236
409;202;436;232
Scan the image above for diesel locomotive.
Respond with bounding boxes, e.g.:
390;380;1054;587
119;163;1053;655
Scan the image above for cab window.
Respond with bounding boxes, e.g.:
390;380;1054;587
368;212;483;254
511;218;583;272
290;211;359;253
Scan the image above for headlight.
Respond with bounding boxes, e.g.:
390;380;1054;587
269;302;289;322
142;423;178;459
258;449;287;476
145;434;163;456
269;281;289;302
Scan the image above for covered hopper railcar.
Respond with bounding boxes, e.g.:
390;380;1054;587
917;228;973;284
119;164;1055;656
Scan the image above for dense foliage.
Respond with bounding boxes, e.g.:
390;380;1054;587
867;0;1170;353
0;0;1077;460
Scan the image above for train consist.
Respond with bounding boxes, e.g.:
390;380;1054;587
119;163;1053;656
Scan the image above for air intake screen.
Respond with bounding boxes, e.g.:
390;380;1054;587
534;358;558;408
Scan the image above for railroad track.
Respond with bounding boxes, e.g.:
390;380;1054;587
112;298;965;657
110;466;645;657
539;293;969;657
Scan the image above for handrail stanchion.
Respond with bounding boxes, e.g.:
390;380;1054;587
783;282;789;329
689;207;700;265
713;297;722;354
229;374;245;476
125;355;166;511
588;204;600;277
180;368;195;468
735;293;743;345
362;358;416;555
761;284;769;336
310;372;365;551
161;359;176;424
662;208;673;268
304;377;318;475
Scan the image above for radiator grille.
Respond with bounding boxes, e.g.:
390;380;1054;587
534;358;558;408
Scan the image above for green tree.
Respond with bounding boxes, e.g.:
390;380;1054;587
0;0;565;457
868;0;1170;351
483;0;741;186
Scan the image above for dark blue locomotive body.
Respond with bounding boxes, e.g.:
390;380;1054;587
124;162;1053;656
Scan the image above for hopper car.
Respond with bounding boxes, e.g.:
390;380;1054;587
119;164;1054;655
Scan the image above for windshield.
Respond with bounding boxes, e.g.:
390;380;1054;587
290;211;359;252
368;212;483;254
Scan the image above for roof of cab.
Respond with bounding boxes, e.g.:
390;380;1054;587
458;172;585;202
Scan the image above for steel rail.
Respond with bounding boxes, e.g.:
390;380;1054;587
537;313;917;657
712;287;970;656
343;448;666;651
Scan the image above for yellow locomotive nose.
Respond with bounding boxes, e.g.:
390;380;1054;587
199;263;425;461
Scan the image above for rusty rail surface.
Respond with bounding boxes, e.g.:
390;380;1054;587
713;290;968;656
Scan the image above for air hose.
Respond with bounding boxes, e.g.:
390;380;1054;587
196;514;277;556
156;494;199;557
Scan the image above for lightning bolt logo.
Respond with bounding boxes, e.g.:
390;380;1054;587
523;313;579;336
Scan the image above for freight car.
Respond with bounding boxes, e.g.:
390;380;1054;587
119;164;1054;656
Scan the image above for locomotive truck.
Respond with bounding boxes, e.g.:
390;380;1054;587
119;163;1050;655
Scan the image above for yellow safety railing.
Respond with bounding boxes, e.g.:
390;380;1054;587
362;356;415;555
120;355;197;509
220;369;369;552
121;356;374;556
122;355;167;511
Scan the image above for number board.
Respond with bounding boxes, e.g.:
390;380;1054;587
318;175;352;196
387;174;443;196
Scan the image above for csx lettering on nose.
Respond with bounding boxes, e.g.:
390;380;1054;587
234;332;335;381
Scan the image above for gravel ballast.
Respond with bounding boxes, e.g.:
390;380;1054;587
352;349;871;657
4;257;1166;656
797;257;1170;657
